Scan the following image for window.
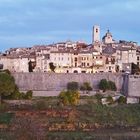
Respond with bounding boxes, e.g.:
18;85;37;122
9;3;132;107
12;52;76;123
46;54;50;59
81;71;86;73
87;63;89;66
73;70;78;73
82;62;85;67
75;58;77;61
96;29;98;33
137;56;139;61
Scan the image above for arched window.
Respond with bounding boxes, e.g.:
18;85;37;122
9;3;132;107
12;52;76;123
73;70;78;73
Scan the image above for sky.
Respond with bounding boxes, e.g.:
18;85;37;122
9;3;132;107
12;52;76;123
0;0;140;52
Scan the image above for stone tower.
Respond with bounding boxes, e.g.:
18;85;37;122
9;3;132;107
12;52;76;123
92;25;100;44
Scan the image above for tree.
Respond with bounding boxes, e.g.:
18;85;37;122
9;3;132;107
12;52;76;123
80;85;86;94
28;60;33;72
4;85;21;100
98;79;117;92
116;65;119;72
67;82;79;91
98;79;109;92
49;62;56;72
80;82;92;94
108;81;117;91
131;63;140;74
24;90;33;99
59;90;80;105
0;72;16;103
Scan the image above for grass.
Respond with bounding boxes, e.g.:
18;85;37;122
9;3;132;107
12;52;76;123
0;96;140;139
46;131;140;140
46;132;94;140
74;103;140;126
0;112;14;124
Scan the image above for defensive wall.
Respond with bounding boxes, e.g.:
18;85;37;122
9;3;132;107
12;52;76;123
12;73;123;94
127;75;140;97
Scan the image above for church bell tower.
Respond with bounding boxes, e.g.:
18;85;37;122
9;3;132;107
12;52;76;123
92;25;100;44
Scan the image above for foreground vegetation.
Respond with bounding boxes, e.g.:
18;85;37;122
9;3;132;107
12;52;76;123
0;71;140;139
0;96;140;140
0;70;33;101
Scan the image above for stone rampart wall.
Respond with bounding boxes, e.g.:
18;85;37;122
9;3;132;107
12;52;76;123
128;75;140;97
12;73;123;92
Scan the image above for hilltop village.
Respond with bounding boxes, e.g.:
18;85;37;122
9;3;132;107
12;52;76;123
0;25;140;73
1;26;140;139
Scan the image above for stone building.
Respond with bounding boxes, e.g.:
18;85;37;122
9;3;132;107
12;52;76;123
102;30;114;44
1;25;140;74
92;25;100;44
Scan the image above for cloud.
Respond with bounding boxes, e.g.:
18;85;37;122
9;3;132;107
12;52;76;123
0;0;140;51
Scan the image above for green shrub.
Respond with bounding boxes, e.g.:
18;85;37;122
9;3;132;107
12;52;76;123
106;96;114;104
2;69;11;75
59;91;69;105
67;82;79;91
4;89;33;100
118;96;126;104
98;79;117;92
131;62;140;74
94;94;103;104
11;90;21;100
49;62;56;72
108;81;117;91
25;90;33;99
80;82;92;93
80;85;86;91
98;79;109;92
59;90;80;105
0;72;17;103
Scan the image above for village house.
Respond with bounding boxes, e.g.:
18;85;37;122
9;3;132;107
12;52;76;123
0;25;140;74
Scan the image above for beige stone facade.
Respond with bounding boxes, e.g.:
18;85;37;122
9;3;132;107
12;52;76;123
0;25;139;73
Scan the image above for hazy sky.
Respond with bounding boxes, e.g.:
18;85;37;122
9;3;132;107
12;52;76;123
0;0;140;52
